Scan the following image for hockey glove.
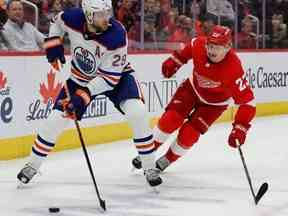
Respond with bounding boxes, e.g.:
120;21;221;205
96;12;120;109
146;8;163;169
162;51;186;78
228;123;250;148
59;88;91;120
44;36;65;70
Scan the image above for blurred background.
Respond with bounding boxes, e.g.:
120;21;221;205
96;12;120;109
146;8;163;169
1;0;288;52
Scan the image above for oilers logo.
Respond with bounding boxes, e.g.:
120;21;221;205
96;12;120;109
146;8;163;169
74;47;96;74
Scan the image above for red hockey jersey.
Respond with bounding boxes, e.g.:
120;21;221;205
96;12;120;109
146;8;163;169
178;37;254;106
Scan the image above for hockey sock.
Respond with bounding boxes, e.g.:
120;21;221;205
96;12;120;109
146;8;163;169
29;134;56;170
134;134;156;170
154;140;162;150
165;122;200;163
153;109;184;151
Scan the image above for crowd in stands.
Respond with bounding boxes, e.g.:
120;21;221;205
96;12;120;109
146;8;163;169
0;0;288;51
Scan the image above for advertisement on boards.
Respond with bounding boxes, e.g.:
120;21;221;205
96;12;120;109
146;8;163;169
1;52;288;139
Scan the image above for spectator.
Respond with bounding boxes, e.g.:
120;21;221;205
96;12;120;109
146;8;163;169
143;0;158;48
185;0;202;19
24;0;50;34
156;8;178;43
62;0;78;9
231;0;252;32
236;15;257;49
270;14;287;48
116;0;137;32
206;0;235;28
158;0;171;29
47;0;63;21
0;0;6;9
186;0;204;37
166;15;192;49
117;0;141;49
2;0;44;51
195;13;217;36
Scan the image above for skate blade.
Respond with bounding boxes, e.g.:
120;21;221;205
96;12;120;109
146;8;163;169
131;166;142;173
146;183;160;194
151;186;160;194
16;180;26;189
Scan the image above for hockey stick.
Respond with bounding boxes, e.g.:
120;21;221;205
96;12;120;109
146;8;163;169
237;142;268;205
55;62;106;211
71;115;106;211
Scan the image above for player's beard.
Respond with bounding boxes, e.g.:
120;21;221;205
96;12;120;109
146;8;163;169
87;22;109;34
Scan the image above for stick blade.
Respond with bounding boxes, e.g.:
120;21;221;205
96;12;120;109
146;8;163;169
255;182;268;204
99;199;106;211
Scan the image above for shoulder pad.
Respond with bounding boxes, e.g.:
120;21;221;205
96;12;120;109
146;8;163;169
95;18;127;50
61;8;86;32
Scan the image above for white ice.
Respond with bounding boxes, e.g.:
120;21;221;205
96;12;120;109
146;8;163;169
1;115;288;216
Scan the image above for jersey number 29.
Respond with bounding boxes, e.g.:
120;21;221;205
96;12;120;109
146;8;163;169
112;54;127;67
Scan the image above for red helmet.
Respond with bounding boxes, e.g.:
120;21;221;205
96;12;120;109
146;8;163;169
207;25;232;46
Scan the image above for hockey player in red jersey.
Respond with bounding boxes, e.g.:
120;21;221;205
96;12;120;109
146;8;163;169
132;25;256;172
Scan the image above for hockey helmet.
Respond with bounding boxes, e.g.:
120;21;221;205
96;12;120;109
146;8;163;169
82;0;112;25
207;25;232;46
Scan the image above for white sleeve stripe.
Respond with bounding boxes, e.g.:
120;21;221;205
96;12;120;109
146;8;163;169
191;38;197;47
234;99;256;108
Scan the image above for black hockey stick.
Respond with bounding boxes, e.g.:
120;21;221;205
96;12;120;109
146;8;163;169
56;63;106;211
73;119;106;211
238;145;268;205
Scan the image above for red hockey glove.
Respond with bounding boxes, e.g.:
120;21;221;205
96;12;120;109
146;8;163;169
59;88;91;120
228;123;250;148
162;51;186;78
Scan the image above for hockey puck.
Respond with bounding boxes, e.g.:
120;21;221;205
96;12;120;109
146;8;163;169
49;207;60;213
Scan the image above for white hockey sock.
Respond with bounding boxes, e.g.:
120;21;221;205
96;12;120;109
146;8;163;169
139;152;156;170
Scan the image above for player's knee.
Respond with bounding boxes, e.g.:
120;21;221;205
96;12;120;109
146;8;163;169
177;122;200;148
122;99;152;138
38;110;69;142
189;117;210;134
158;109;184;134
121;99;147;120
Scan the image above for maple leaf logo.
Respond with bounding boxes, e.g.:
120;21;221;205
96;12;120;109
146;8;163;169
40;70;62;104
0;71;7;89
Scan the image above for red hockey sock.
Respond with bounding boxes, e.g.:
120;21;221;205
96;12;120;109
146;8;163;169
165;122;200;163
154;140;162;150
165;148;181;162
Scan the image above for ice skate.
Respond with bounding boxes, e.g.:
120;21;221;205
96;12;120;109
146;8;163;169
17;163;38;186
132;155;171;172
131;155;142;170
144;168;162;187
155;156;170;172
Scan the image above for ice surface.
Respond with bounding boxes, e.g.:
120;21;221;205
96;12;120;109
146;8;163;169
1;115;288;216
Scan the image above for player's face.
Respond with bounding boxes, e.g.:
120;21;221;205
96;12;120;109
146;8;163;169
206;43;230;63
91;9;112;32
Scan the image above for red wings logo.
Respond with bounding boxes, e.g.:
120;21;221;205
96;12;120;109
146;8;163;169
0;71;7;89
40;70;62;104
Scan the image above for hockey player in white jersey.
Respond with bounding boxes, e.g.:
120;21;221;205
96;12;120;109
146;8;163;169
17;0;162;187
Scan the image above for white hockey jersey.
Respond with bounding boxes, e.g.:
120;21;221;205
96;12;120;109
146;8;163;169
49;8;133;96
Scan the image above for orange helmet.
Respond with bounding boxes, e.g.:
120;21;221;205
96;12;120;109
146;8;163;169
207;25;232;46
